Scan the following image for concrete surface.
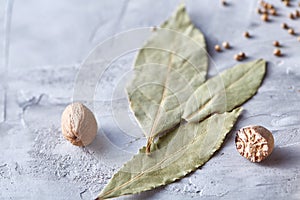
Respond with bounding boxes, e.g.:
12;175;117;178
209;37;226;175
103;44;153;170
0;0;300;199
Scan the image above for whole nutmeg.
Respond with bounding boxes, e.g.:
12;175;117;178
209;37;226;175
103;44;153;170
235;125;274;162
61;102;98;146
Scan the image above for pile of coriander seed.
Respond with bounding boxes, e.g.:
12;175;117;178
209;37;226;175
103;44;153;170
216;0;300;60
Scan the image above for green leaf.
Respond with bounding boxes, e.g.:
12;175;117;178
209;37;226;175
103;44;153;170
183;59;266;123
96;108;242;200
126;4;207;152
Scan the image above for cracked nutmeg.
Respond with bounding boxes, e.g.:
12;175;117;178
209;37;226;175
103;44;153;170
235;125;274;162
61;102;98;146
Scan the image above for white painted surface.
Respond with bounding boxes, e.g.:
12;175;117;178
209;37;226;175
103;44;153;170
0;0;300;199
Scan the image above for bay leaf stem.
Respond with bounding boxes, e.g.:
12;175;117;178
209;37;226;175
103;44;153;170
146;52;173;153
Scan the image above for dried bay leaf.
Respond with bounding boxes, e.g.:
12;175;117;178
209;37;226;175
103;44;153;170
126;4;208;152
96;108;242;200
183;59;266;123
98;3;268;199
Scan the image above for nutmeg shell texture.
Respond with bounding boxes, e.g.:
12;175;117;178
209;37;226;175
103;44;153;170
61;102;98;146
235;125;274;162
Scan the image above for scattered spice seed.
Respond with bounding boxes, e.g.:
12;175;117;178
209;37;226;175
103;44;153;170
261;8;268;15
234;52;246;61
221;0;227;6
267;4;274;9
289;13;295;19
281;23;288;29
222;41;230;49
263;9;269;15
273;48;281;56
256;8;262;14
270;9;277;16
244;31;250;38
295;10;300;17
261;13;269;21
273;41;280;47
238;52;246;58
215;45;221;52
284;1;290;6
234;54;243;61
288;28;295;35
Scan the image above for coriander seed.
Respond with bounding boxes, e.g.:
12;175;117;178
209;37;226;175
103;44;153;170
273;48;281;56
214;45;221;52
267;4;274;9
289;13;295;19
296;10;300;17
234;53;245;61
261;8;268;15
256;8;262;14
270;9;277;16
244;31;250;38
234;54;242;61
261;13;269;21
260;0;266;7
281;23;288;29
222;41;230;49
288;28;295;35
238;52;246;58
273;40;280;47
284;1;290;6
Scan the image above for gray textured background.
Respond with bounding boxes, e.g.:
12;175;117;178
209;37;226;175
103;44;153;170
1;0;300;199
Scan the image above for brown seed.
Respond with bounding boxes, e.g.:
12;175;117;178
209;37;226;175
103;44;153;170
256;8;262;14
234;54;243;61
221;0;227;6
222;41;230;49
238;52;246;58
214;45;221;52
261;13;269;21
234;53;245;61
295;10;300;17
288;28;295;35
235;126;274;163
261;8;268;15
273;40;280;47
267;4;274;9
244;31;250;38
284;1;290;6
273;48;281;56
289;13;295;19
260;0;266;7
270;8;277;16
281;23;288;29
